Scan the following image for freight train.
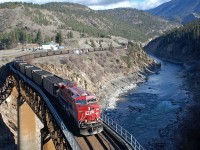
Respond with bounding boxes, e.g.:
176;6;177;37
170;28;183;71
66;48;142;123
16;46;126;61
13;60;103;135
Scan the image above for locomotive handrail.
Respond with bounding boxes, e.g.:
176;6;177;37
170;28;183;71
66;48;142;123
101;112;144;150
10;65;81;150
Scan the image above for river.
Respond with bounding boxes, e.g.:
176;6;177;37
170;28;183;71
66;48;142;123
106;57;190;148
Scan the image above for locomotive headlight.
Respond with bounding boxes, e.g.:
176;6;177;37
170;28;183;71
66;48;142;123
96;108;99;110
88;107;90;111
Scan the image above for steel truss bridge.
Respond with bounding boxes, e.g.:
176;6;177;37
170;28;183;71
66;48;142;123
0;49;144;150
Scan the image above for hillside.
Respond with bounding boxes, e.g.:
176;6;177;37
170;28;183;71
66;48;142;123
148;0;200;24
145;19;200;62
0;2;176;49
98;8;175;41
31;44;159;108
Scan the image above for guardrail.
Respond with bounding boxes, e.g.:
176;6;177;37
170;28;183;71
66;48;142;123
10;65;81;150
101;112;144;150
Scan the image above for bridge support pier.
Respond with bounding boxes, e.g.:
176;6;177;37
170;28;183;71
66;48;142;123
41;128;56;150
18;100;38;150
14;76;72;150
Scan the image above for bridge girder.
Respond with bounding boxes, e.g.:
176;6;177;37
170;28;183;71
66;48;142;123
2;73;72;150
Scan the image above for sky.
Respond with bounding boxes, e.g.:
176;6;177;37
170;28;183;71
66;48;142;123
0;0;171;10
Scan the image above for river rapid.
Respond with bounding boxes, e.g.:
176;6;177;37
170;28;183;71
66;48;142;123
106;57;190;148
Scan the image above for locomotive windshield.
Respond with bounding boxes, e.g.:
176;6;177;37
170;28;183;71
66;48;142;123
87;98;96;103
76;99;86;105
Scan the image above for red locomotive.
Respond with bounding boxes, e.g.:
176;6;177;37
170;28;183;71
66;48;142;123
57;81;103;135
13;60;103;135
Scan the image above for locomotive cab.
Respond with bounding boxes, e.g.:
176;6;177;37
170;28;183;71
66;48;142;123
76;96;103;135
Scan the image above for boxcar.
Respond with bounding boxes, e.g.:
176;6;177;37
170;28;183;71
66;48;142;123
88;48;94;52
54;51;61;55
33;70;52;86
40;52;48;57
25;66;41;79
61;50;69;54
43;75;63;96
14;60;26;70
19;64;33;74
47;51;54;56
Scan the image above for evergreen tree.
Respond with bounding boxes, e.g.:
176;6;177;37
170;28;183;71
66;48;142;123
10;31;17;46
55;31;63;46
35;29;43;45
19;30;28;43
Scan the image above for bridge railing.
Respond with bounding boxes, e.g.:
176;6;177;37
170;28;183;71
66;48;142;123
10;65;81;150
101;112;144;150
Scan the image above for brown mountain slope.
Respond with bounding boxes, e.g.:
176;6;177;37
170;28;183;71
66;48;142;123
0;2;178;42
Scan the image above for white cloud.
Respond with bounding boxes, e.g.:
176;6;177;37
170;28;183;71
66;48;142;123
89;1;132;10
140;0;171;9
0;0;171;10
0;0;66;4
89;0;171;10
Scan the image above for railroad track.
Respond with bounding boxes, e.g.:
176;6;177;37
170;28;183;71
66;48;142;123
75;132;117;150
47;93;130;150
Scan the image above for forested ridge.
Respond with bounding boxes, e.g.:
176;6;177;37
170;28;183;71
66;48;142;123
0;2;176;49
145;19;200;62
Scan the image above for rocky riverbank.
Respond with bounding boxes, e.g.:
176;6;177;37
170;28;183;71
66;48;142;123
97;65;161;109
174;63;200;150
32;48;160;109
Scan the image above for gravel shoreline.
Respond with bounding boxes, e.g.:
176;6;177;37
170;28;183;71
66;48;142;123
97;70;153;110
97;62;160;110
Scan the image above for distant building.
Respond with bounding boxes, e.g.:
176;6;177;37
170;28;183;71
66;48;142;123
41;42;59;51
58;46;65;49
26;44;40;51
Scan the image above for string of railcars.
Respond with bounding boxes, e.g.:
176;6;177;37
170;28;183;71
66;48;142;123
16;46;125;60
13;60;103;135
